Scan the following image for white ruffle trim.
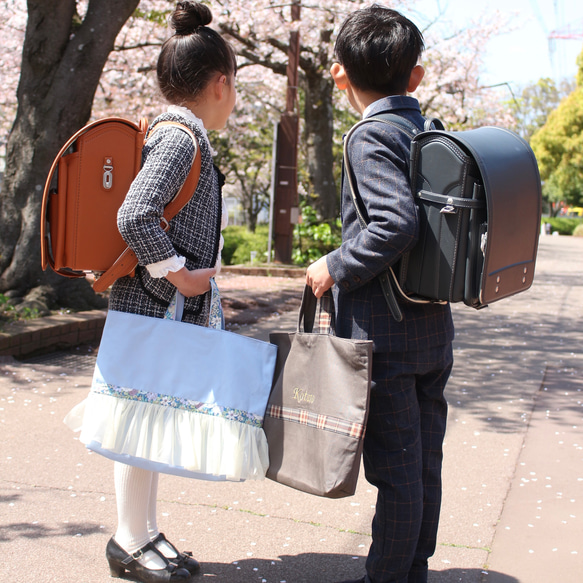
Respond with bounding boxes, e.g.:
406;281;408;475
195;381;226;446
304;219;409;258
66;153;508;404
64;391;269;482
146;254;187;278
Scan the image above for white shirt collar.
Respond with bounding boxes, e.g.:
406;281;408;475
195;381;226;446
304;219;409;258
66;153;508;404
166;105;216;155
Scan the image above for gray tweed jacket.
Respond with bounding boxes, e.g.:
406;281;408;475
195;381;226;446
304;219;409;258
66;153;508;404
327;96;454;353
109;112;222;325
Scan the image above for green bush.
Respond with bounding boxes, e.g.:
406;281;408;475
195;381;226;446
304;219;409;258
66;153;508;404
293;204;342;266
542;217;583;236
573;223;583;237
222;225;269;265
222;201;343;267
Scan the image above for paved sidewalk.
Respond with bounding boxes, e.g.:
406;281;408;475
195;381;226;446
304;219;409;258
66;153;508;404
0;235;581;583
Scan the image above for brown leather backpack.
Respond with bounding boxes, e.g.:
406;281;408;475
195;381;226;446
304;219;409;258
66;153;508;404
40;117;201;293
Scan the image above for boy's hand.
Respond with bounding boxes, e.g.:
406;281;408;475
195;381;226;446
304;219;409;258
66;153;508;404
306;256;334;298
165;267;217;297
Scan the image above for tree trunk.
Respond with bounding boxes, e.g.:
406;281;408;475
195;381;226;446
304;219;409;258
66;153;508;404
247;211;258;233
0;0;139;304
302;47;338;220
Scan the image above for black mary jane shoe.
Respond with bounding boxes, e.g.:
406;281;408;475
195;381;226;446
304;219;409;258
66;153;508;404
152;532;200;575
106;537;192;582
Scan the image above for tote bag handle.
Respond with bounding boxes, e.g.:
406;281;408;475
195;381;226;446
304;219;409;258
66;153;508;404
298;285;335;335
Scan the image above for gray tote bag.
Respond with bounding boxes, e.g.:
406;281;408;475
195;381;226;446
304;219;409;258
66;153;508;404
264;286;373;498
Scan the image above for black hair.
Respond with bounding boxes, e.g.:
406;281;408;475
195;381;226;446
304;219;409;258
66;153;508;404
157;1;237;104
334;4;424;95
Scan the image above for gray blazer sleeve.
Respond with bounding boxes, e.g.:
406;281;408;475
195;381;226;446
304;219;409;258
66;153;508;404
326;121;418;293
117;126;197;266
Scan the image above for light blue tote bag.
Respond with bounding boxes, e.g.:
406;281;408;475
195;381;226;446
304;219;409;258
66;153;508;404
65;284;277;481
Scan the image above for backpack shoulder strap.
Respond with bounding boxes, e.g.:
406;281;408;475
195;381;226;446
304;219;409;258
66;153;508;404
343;113;421;225
342;114;427;322
148;121;202;225
368;112;420;138
92;120;202;293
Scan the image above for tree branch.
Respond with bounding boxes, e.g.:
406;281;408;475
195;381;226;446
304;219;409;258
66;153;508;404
114;41;163;52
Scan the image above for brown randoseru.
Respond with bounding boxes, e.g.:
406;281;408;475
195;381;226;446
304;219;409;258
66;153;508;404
40;118;201;292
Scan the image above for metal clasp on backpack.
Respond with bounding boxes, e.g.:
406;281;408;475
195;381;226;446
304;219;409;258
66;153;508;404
440;197;457;214
103;157;113;190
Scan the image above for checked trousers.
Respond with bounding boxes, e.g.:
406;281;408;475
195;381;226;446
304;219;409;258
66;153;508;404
363;344;453;583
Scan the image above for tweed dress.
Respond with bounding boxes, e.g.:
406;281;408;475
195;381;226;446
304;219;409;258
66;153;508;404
109;111;222;326
63;110;273;482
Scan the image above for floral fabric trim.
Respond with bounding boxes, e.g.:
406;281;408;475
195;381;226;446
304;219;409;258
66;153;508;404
164;293;179;320
208;279;224;330
165;280;224;329
91;380;263;427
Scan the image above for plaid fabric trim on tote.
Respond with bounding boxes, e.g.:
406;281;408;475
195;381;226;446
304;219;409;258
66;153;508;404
311;292;333;334
266;404;365;438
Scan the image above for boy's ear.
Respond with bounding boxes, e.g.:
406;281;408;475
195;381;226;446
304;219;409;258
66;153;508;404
407;65;425;93
330;63;349;90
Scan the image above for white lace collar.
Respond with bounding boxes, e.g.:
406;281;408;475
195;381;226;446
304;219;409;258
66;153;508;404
166;105;215;155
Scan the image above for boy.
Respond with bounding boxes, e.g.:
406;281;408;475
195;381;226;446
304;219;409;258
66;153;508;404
305;6;454;583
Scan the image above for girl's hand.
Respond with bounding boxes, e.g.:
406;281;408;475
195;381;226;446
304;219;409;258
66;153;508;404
165;267;217;297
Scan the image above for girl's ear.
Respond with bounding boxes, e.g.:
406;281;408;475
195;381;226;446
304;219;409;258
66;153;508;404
330;63;349;90
215;74;227;100
407;64;425;93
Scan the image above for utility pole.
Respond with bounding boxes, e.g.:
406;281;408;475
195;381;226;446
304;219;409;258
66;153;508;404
273;1;301;264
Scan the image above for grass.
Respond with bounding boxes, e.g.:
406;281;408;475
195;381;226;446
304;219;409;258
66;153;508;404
0;294;40;329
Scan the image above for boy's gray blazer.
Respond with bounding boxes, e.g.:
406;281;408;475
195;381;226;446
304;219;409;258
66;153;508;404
326;95;454;353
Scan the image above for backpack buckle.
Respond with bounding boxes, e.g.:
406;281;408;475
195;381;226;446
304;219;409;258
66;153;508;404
103;157;113;190
440;197;457;214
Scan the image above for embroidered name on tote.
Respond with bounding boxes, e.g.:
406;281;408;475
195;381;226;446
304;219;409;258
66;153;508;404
267;404;364;438
292;387;315;405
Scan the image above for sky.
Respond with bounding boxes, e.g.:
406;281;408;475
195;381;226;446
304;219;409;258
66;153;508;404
401;0;583;88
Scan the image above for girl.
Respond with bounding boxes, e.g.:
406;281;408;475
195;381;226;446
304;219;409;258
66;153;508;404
77;2;236;581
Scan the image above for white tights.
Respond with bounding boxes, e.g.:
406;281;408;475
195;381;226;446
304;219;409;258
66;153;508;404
113;463;179;570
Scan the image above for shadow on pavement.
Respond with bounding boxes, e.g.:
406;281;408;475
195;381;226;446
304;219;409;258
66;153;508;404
0;520;102;542
192;554;521;583
448;285;580;434
196;552;364;582
433;569;519;583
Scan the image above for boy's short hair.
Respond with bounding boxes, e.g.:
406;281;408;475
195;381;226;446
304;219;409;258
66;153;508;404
334;4;424;96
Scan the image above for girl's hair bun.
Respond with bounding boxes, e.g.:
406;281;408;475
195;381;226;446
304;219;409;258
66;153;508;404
158;0;236;104
171;1;212;36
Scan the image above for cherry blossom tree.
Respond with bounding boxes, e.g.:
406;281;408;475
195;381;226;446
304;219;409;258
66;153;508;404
213;104;276;232
0;0;139;307
0;1;26;161
88;0;515;223
216;0;367;220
